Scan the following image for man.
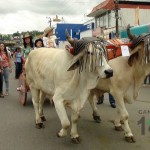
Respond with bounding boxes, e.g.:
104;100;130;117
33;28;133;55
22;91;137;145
97;93;116;108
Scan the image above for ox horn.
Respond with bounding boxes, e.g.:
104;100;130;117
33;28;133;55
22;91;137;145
127;24;136;40
65;29;74;46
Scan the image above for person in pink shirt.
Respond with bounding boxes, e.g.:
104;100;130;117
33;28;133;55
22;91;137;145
0;55;4;97
0;43;12;96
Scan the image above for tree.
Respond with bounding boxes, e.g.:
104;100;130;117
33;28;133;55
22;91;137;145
13;31;20;37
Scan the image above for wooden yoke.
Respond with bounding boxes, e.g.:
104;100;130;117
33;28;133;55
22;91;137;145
106;38;132;60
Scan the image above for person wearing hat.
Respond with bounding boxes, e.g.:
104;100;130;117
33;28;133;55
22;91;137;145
22;32;34;59
43;26;57;48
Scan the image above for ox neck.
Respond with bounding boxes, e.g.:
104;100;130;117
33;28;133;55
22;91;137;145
80;70;99;90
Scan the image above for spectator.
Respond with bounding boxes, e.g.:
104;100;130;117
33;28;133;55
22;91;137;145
0;54;4;98
13;47;23;79
34;38;44;49
22;32;34;59
0;43;12;96
97;93;116;108
42;26;57;48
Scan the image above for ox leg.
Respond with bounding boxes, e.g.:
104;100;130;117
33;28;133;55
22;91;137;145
70;110;80;144
53;96;70;137
114;97;135;143
39;91;46;122
88;92;101;123
114;109;124;131
30;88;44;129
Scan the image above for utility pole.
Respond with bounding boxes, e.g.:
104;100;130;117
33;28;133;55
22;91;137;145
114;0;119;38
46;17;52;27
46;15;62;27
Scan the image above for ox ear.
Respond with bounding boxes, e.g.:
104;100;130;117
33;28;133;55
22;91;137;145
67;51;84;71
66;29;74;46
128;47;140;66
67;60;80;71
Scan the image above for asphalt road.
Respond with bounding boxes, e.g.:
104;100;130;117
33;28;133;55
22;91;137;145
0;64;150;150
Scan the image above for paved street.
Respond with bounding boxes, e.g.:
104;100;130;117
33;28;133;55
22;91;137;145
0;64;150;150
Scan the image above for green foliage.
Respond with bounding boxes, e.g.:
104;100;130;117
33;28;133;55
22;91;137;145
13;31;20;36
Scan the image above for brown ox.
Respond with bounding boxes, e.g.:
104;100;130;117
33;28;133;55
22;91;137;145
88;24;150;143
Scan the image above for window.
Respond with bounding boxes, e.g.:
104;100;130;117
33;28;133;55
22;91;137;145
100;17;103;27
96;17;100;27
103;15;106;27
96;12;107;28
108;11;111;27
95;10;113;28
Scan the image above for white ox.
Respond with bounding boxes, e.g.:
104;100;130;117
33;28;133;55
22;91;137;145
89;25;150;143
25;35;113;143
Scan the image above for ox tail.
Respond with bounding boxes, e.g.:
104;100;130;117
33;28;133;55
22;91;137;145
133;77;136;100
133;76;141;100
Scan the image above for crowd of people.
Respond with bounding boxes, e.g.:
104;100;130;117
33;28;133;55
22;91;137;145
0;26;57;98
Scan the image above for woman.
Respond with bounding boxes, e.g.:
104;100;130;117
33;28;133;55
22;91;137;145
0;43;12;96
22;32;34;59
42;26;57;48
0;54;4;97
14;47;23;79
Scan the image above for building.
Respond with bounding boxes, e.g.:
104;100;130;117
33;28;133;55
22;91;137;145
55;23;83;48
87;0;150;38
80;18;95;38
55;22;96;48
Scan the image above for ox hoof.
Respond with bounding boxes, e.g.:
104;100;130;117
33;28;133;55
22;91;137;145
93;115;101;123
56;132;65;138
36;123;45;129
41;116;46;122
71;137;80;144
57;132;61;138
115;126;124;131
125;136;136;143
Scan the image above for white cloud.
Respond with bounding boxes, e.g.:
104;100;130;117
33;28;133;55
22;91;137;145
0;0;102;34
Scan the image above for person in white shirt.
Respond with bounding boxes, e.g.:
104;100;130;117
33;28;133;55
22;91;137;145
42;26;57;48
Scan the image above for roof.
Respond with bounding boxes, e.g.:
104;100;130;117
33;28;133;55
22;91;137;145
87;0;115;17
87;0;150;17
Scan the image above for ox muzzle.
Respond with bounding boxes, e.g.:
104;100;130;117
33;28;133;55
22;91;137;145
105;69;113;78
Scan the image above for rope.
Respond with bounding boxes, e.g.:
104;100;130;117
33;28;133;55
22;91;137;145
74;38;107;73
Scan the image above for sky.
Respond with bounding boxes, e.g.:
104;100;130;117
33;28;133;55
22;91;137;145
0;0;103;34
